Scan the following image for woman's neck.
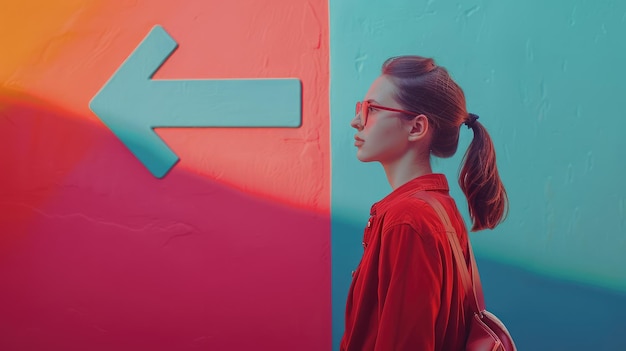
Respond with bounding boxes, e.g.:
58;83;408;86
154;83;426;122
382;151;433;190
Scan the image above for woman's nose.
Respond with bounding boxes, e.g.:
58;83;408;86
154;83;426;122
350;114;362;130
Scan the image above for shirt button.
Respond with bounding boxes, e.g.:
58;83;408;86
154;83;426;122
362;241;367;248
367;220;371;228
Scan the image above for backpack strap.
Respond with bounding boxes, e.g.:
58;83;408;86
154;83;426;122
416;191;486;314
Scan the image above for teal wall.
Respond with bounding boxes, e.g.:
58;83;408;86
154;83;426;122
330;0;626;349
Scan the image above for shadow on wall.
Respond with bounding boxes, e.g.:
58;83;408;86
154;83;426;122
332;218;626;351
0;91;331;351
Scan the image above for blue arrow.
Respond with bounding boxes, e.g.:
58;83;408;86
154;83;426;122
89;25;302;178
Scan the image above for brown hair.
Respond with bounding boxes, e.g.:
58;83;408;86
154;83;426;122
381;55;508;231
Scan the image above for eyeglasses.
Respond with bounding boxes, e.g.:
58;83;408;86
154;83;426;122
355;100;420;126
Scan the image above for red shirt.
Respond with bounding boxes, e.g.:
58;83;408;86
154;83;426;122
340;174;471;351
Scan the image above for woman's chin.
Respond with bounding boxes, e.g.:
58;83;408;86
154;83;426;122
356;150;375;163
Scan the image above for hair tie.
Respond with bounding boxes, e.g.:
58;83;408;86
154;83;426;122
464;113;479;129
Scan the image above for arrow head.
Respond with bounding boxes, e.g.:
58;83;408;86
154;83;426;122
90;25;179;178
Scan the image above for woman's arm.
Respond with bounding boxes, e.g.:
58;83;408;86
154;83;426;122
375;223;443;351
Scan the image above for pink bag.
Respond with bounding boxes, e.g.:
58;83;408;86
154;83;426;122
418;192;517;351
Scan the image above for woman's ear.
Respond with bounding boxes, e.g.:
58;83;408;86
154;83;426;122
407;114;430;142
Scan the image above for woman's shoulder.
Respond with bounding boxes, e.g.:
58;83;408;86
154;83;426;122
382;195;447;235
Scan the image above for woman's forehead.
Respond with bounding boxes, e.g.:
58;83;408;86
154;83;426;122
364;75;397;105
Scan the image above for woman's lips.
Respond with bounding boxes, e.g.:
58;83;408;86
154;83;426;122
354;136;364;147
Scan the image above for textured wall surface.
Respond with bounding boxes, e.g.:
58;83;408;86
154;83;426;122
2;0;625;350
0;1;330;350
330;0;626;350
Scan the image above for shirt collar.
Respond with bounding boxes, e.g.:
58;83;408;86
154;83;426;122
370;173;450;215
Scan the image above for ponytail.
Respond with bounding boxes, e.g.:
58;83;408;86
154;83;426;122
459;120;508;231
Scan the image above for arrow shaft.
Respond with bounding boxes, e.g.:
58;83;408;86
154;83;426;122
144;79;301;127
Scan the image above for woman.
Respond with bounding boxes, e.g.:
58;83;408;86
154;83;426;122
340;56;508;351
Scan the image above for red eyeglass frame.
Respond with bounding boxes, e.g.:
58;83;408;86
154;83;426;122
355;100;420;126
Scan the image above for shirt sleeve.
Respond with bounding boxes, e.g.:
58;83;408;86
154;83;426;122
374;223;443;351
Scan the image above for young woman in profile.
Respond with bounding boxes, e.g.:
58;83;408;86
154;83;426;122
340;56;508;351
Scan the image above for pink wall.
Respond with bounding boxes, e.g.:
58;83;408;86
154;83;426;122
0;1;330;350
